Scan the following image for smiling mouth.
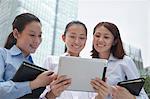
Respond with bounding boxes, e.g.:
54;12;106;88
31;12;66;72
97;44;104;47
30;45;39;49
72;45;81;49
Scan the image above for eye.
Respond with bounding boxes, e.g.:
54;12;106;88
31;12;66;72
95;35;100;38
38;34;42;38
79;37;86;40
29;34;35;37
104;36;110;39
104;36;109;39
69;35;75;39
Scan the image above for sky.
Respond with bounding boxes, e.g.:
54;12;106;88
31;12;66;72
77;0;150;68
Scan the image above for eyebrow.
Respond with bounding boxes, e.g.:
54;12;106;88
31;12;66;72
69;32;86;35
29;30;42;34
95;32;111;35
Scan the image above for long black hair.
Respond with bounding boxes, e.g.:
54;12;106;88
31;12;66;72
4;13;41;49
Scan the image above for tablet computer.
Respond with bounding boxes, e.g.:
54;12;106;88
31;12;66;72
58;56;107;92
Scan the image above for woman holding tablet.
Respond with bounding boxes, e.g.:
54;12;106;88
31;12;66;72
41;21;98;99
90;22;148;99
0;13;56;98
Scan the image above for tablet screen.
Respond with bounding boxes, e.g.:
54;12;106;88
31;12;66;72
58;56;107;92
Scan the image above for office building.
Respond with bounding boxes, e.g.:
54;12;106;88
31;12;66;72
0;0;78;65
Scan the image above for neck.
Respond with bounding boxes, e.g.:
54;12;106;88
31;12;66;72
98;51;110;59
16;44;29;57
67;51;79;57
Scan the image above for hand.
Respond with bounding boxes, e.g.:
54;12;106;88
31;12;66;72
111;86;136;99
91;77;110;99
47;75;71;98
30;71;57;90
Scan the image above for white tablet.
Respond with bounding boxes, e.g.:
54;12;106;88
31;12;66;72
58;56;107;92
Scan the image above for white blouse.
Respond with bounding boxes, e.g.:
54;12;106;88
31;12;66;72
40;54;148;99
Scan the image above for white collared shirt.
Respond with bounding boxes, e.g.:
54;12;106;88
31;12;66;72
40;54;148;99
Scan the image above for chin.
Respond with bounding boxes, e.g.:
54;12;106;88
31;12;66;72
30;50;36;53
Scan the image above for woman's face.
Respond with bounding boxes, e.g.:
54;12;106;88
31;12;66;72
63;24;87;55
93;26;114;54
15;21;42;56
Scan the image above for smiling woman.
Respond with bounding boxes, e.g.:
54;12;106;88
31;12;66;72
0;13;56;99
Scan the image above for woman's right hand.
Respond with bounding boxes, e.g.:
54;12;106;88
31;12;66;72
46;75;71;98
91;77;110;99
30;71;57;90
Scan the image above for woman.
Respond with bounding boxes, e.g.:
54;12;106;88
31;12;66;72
41;21;94;99
0;13;56;99
90;22;148;99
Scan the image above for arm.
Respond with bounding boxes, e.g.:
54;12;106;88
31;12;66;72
121;56;148;99
0;52;32;98
0;50;56;99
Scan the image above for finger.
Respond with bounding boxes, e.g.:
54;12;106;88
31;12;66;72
95;77;108;88
51;78;71;90
58;82;71;92
51;80;71;96
111;86;118;97
92;79;108;90
56;79;71;88
52;75;67;85
91;79;108;92
48;74;57;80
91;82;108;97
42;71;54;75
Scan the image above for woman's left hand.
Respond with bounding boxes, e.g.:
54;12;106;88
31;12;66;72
111;86;136;99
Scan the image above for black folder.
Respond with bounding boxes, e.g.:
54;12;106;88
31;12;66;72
12;61;47;99
117;78;145;96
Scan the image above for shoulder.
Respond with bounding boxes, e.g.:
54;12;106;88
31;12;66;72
0;48;8;57
122;55;135;64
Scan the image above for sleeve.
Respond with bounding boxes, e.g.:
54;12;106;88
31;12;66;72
40;85;51;99
40;56;59;98
0;49;32;98
43;56;55;71
123;56;149;99
43;55;59;73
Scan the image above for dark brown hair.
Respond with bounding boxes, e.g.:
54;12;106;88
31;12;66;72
4;13;41;49
64;21;87;52
91;22;125;59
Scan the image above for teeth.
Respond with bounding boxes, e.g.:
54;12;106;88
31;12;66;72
97;44;104;47
72;45;80;49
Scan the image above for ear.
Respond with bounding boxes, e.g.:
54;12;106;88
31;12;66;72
13;29;20;39
62;34;66;42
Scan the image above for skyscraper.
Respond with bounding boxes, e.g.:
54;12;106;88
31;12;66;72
0;0;78;65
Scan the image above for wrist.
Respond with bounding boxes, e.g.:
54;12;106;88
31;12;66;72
46;91;56;99
132;95;136;99
95;95;105;99
30;80;40;90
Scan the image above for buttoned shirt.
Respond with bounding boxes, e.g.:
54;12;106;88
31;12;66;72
0;45;33;99
41;54;148;99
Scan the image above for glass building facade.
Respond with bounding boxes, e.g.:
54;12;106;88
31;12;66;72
0;0;78;66
124;43;144;71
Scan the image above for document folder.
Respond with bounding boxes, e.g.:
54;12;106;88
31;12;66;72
12;61;47;98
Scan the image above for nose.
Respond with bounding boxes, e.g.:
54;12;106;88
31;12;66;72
34;36;41;44
74;37;80;44
98;37;104;42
